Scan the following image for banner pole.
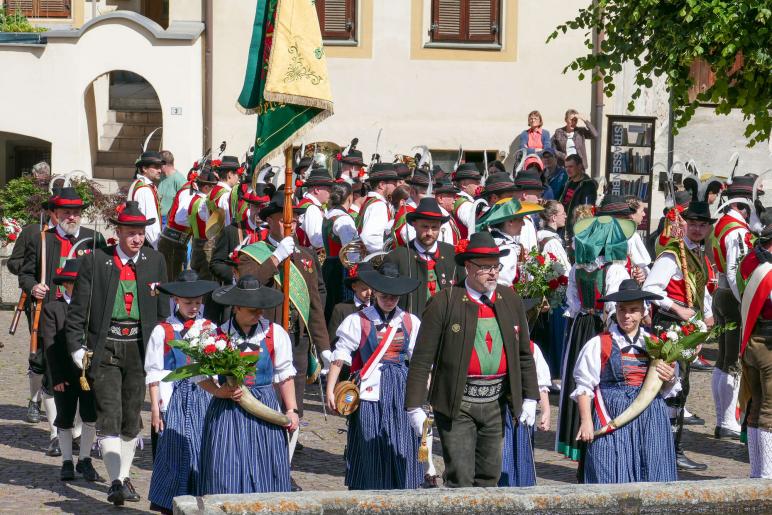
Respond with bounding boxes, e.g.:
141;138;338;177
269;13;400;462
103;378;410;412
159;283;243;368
282;146;293;330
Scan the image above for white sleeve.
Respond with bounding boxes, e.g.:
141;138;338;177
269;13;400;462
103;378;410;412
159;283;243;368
532;343;552;392
271;324;297;383
567;266;581;317
570;335;602;400
360;202;388;253
218;192;232;226
399;222;416;246
543;239;571;275
497;244;518;286
455;200;476;233
302;204;324;249
660;361;683;399
725;229;746;301
603;263;630;317
406;315;421;360
332;313;361;365
643;254;679;311
333;215;359;247
521;220;538;253
136;187;161;248
144;325;167;385
703;286;713;319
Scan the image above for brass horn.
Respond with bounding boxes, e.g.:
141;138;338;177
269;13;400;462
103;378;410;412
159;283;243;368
339;238;368;269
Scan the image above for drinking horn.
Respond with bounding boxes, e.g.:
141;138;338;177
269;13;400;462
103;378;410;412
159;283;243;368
594;358;664;437
225;376;290;427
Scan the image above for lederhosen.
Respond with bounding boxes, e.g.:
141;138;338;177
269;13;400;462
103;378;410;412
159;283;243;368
92;253;145;437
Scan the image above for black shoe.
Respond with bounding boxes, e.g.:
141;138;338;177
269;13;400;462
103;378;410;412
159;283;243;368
682;414;706;426
60;460;75;481
107;480;124;506
690;357;713;371
46;437;62;457
122;478;141;502
676;450;708;471
26;400;41;423
290;476;303;492
421;473;439;488
76;458;100;481
714;426;741;440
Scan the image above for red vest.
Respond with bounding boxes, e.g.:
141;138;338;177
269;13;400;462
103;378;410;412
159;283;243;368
740;250;772;320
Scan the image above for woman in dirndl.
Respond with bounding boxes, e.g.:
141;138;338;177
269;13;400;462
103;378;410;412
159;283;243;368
197;275;299;495
573;279;678;483
556;214;634;466
322;181;358;320
145;270;219;514
325;263;424;490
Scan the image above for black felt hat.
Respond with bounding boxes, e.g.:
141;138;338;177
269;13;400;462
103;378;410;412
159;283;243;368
217;156;242;172
340;139;366;167
756;210;772;244
212;274;285;309
395;163;412;179
407;168;431;187
42;187;62;210
302;168;335;187
358;262;421;296
726;175;755;199
682;201;716;223
434;176;457;195
368;163;399;183
110;201;156;226
597;194;633;216
454;232;510;265
482;172;516;196
135;151;165;168
196;169;219;185
259;190;304;220
157;269;219;298
406;197;450;224
48;187;90;209
344;261;373;288
598;278;663;303
52;258;79;285
453;163;482;181
513;169;546;192
675;190;692;207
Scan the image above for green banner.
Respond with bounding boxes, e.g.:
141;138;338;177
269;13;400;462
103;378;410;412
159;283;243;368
238;0;333;171
239;242;311;337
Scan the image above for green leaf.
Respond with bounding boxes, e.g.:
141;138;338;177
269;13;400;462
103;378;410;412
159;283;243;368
162;364;203;382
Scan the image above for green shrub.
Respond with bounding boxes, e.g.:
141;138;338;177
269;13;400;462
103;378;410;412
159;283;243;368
0;7;47;33
0;176;47;225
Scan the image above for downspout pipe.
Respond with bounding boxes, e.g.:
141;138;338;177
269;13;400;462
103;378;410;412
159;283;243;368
204;0;213;151
590;0;603;180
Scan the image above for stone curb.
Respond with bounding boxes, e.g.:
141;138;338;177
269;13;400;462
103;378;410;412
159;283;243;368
174;478;772;514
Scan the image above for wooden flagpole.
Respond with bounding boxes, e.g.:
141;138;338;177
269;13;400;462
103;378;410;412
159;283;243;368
282;146;293;329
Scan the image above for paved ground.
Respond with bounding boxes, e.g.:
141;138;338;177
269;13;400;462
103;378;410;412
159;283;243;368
0;310;750;513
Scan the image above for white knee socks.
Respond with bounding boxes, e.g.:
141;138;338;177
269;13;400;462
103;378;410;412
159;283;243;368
119;436;137;481
423;429;437;477
748;427;760;478
714;369;742;431
100;436;122;482
41;392;58;439
711;369;723;427
59;428;73;462
72;407;82;440
29;372;43;402
759;429;772;479
79;422;96;461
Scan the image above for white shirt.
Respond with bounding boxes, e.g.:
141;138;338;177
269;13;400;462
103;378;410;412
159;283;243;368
220;317;296;384
169;186;198;230
129;174;161;249
565;131;577;157
533;342;552;393
55;224;80;240
566;261;629;319
627;232;652;275
359;192;391;253
516;216;538;254
537;228;571;273
324;207;358;248
300;193;325;249
333;306;419;401
115;244;140;266
718;209;751;301
570;323;681;401
643;236;713;319
491;228;520;286
214;182;233;226
144;313;207;412
453;195;477;235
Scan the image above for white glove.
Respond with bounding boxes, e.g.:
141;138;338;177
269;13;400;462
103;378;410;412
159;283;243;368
271;236;296;262
71;348;86;370
320;349;332;375
407;408;427;437
518;399;537;426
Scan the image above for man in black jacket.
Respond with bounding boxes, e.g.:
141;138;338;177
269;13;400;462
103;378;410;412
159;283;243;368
66;201;168;506
383;197;464;318
559;155;598;239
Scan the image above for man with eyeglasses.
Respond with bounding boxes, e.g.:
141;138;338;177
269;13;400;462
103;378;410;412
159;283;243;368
406;232;539;487
643;201;716;473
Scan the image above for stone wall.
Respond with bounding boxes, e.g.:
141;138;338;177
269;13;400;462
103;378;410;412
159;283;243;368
0;243;19;308
174;479;772;514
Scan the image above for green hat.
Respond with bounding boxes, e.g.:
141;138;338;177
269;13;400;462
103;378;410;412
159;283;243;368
573;216;637;265
476;198;543;230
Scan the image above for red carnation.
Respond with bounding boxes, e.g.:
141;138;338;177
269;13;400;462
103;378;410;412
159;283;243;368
295;178;304;188
336;152;342;161
358;167;366;177
474;185;483;197
229;249;240;264
558;275;568;286
455;239;470;254
349;264;359;278
203;344;217;355
548;252;557;261
536;255;546;265
8;233;17;241
211;159;222;168
107;237;117;246
659;331;668;340
682;325;692;336
548;279;559;289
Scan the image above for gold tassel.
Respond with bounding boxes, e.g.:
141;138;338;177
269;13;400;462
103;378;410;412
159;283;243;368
79;351;93;391
418;416;431;463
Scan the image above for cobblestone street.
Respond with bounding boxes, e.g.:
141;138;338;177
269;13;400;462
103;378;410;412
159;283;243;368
0;310;750;513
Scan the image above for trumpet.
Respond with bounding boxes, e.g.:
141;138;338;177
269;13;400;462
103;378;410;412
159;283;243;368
339;238;368;269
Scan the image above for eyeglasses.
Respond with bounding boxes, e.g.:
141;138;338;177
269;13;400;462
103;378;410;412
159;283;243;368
469;261;503;274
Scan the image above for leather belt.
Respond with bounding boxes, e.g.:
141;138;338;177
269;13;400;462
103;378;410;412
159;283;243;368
462;377;505;404
160;226;191;245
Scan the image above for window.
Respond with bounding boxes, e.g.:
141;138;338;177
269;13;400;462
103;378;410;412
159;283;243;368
315;0;357;43
3;0;71;18
430;0;500;45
